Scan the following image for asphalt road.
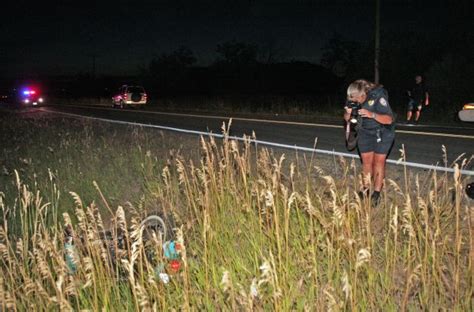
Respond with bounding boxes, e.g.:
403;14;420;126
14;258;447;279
7;104;474;171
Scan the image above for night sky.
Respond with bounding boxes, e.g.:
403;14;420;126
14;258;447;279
1;0;470;77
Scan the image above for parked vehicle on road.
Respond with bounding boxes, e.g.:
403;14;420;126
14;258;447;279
112;85;147;108
458;102;474;122
19;87;45;106
0;86;45;107
0;93;10;104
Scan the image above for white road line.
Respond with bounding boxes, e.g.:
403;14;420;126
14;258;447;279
62;104;474;140
42;108;474;176
395;129;474;139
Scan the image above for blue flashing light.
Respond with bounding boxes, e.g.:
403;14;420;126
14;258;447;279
22;89;36;96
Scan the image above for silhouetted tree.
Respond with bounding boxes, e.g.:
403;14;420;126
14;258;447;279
320;33;362;79
211;41;259;92
320;33;374;87
147;46;196;93
426;53;474;117
258;37;287;64
149;46;196;73
215;41;258;66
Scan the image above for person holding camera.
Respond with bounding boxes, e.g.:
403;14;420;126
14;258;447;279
343;79;395;205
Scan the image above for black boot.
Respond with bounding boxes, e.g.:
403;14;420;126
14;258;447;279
371;191;381;206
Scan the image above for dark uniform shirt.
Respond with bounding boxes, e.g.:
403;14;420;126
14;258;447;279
360;86;393;130
411;82;428;103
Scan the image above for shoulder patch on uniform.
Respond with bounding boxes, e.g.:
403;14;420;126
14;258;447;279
379;97;387;106
368;100;375;106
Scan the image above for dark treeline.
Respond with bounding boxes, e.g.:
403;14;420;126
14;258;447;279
2;23;473;118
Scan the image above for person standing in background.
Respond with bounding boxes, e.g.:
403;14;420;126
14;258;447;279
406;75;430;124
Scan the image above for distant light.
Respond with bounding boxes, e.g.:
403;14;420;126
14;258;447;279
39;98;43;102
463;103;474;110
23;90;30;95
24;99;29;103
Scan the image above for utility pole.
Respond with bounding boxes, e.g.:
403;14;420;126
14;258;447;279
374;0;380;84
92;54;96;79
91;53;97;79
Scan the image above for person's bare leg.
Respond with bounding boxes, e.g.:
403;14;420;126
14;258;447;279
373;153;387;192
360;152;374;190
415;109;421;121
406;110;412;121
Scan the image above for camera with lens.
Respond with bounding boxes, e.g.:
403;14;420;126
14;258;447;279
348;101;361;124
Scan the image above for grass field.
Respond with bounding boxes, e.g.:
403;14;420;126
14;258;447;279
0;109;473;311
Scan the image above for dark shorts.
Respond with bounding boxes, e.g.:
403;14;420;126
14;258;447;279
407;99;422;111
357;126;395;155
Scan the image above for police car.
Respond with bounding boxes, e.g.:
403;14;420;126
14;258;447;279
458;102;474;122
18;87;45;106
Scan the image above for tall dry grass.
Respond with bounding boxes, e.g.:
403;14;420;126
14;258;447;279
0;121;473;311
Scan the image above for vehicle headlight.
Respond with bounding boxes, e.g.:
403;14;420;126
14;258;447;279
466;182;474;199
463;103;474;110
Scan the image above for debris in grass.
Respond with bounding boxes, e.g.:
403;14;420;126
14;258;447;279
163;240;181;259
158;272;170;284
